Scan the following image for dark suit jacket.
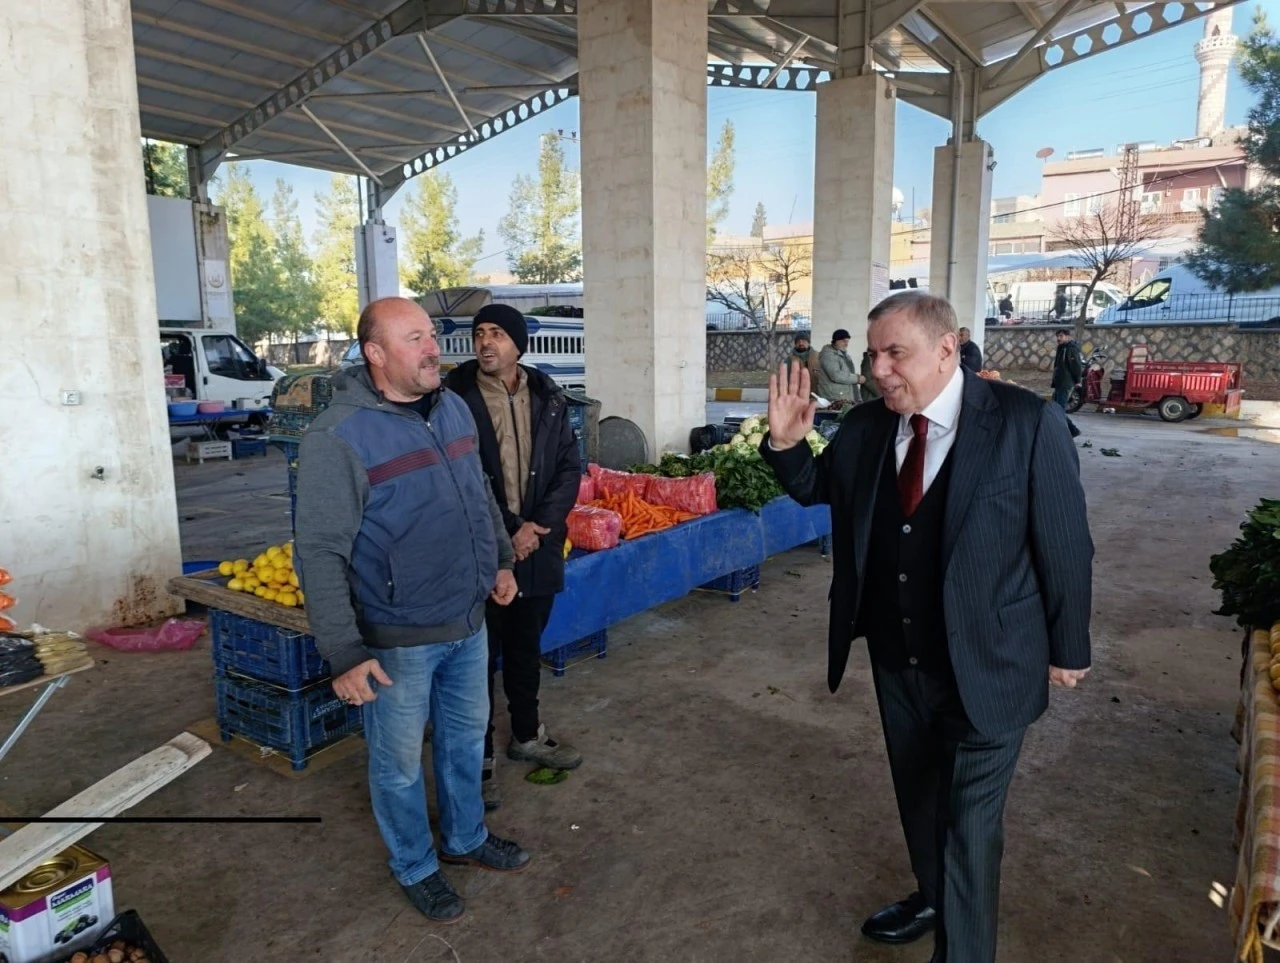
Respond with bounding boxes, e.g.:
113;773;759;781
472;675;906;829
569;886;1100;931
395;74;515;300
762;370;1093;736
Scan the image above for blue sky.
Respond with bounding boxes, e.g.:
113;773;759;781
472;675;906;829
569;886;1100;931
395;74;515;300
230;2;1273;273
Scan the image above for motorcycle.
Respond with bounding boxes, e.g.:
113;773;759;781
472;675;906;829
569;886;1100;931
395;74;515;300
1065;350;1107;414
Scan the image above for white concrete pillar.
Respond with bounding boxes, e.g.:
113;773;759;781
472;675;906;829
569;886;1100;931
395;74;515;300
356;220;400;309
929;138;994;351
811;73;896;356
0;0;183;627
579;0;707;456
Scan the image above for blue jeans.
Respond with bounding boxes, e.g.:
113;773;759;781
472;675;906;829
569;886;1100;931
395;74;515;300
1052;385;1071;410
363;630;489;886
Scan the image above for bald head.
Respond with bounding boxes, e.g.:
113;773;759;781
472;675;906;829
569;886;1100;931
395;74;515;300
358;296;427;353
357;297;441;402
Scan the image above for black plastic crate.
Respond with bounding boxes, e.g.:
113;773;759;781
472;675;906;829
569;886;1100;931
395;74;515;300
54;910;170;963
208;609;328;690
699;564;761;602
215;670;362;771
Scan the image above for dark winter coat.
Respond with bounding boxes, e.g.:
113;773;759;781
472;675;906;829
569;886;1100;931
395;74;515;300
446;361;581;597
1052;341;1084;389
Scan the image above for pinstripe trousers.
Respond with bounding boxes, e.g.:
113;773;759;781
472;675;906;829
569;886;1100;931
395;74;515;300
872;662;1026;963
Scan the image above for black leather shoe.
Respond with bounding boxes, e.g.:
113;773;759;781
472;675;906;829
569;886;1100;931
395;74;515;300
861;892;936;944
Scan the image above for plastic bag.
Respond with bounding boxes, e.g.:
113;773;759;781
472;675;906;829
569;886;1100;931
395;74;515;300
0;568;11;587
645;472;718;516
577;475;597;505
588;464;650;499
0;593;14;612
566;505;622;551
85;618;206;653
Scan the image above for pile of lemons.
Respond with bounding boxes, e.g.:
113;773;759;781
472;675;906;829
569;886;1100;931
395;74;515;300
218;543;304;608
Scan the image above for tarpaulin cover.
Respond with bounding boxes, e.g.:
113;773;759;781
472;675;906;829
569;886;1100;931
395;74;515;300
542;497;831;651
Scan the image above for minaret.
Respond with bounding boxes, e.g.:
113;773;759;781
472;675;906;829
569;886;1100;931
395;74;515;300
1195;6;1238;138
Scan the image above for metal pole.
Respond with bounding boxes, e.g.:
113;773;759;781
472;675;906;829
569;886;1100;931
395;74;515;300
0;676;70;764
417;34;478;141
299;104;385;186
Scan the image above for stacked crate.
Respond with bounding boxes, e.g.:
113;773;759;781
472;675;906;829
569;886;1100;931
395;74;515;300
267;371;334;528
209;609;361;771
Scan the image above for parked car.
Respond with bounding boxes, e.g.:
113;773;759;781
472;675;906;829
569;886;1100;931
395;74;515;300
1095;261;1280;324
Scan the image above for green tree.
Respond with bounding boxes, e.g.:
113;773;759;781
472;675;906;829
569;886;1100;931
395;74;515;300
217;166;280;345
142;140;189;198
750;201;767;238
270;180;322;342
1188;7;1280;292
399;172;485;295
498;132;582;283
313;174;362;335
707;120;736;244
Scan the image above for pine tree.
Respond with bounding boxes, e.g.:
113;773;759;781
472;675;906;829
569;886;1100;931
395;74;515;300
217;166;281;346
399;172;485;295
270;180;322;342
313;175;362;335
750;201;767;238
707;120;736;244
498;133;582;283
1187;9;1280;292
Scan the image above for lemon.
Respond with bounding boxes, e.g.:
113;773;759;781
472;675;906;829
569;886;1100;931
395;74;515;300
244;576;261;590
277;593;298;608
266;546;283;560
284;542;294;555
232;559;249;574
264;588;279;602
271;569;289;586
297;590;305;605
254;586;268;598
227;578;245;592
288;572;300;588
218;560;235;577
253;554;269;569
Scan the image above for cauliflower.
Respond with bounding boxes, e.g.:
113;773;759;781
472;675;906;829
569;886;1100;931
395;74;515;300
739;416;761;436
731;433;746;446
747;432;764;448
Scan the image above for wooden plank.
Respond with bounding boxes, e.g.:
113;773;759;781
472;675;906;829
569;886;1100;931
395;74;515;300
167;572;312;634
0;660;93;700
0;733;211;890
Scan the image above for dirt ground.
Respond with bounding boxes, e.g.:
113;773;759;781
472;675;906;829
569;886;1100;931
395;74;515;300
4;412;1278;962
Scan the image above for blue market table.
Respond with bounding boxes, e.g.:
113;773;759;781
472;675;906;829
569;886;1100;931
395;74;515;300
541;496;831;673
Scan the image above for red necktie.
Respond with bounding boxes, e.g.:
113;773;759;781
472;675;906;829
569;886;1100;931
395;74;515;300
898;414;929;517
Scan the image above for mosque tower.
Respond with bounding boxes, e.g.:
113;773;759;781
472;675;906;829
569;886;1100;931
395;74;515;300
1195;6;1238;139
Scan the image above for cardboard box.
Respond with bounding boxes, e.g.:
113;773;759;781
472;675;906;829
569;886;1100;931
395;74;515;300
0;844;113;963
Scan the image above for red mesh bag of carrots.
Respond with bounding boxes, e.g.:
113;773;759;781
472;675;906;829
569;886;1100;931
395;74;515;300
644;473;718;516
0;569;10;587
576;475;597;504
588;464;650;500
567;505;622;551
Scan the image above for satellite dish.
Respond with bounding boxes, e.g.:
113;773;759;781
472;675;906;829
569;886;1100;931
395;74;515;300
1036;147;1055;160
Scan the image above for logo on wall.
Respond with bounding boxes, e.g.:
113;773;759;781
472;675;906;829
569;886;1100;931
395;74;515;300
204;258;232;322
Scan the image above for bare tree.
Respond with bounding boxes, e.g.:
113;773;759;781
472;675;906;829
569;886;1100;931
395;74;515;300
1047;201;1166;341
706;241;813;367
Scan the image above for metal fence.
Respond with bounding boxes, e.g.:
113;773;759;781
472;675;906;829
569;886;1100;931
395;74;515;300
705;311;813;331
986;294;1280;326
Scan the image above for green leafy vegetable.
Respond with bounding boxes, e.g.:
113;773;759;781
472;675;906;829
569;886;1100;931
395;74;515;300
1210;499;1280;628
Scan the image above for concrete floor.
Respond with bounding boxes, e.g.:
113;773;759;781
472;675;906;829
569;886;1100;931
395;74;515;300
3;412;1278;962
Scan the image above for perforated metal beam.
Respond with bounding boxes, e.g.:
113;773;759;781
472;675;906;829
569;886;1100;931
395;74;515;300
980;0;1238;113
706;62;830;90
380;79;578;191
196;0;461;165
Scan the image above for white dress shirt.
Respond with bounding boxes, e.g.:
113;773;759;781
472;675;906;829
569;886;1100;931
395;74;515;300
894;367;964;495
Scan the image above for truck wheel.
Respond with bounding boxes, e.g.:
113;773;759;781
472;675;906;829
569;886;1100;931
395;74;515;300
1065;386;1084;414
1185;403;1203;420
1158;396;1191;422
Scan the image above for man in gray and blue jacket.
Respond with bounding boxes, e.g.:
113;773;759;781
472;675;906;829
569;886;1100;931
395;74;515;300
295;297;532;925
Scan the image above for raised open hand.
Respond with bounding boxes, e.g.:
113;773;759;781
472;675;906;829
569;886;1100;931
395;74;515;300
767;359;818;451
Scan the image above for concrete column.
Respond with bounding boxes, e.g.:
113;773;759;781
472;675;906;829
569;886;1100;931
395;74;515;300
929;138;994;350
0;0;183;627
579;0;707;456
356;219;400;309
811;73;896;355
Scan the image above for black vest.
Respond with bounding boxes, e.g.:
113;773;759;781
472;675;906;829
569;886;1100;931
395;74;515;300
860;438;955;676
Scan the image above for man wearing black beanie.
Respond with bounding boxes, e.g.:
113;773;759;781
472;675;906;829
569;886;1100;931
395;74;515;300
445;303;583;812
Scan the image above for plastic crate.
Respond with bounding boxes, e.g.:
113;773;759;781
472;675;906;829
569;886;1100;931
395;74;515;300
541;629;607;678
699;564;761;602
60;910;170;963
216;670;362;771
209;609;328;690
231;436;268;458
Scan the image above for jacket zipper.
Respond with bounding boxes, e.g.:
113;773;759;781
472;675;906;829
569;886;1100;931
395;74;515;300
508;391;524;514
423;413;483;620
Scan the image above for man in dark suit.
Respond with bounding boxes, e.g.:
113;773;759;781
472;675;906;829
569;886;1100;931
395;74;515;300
761;290;1093;963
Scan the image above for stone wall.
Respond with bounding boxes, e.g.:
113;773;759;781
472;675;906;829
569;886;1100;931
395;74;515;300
706;330;804;371
983;323;1280;383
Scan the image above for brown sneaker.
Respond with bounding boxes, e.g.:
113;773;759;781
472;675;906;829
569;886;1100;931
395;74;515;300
506;724;583;770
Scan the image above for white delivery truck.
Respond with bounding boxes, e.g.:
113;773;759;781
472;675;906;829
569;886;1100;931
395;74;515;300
1096;261;1280;324
992;280;1127;323
161;328;285;440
